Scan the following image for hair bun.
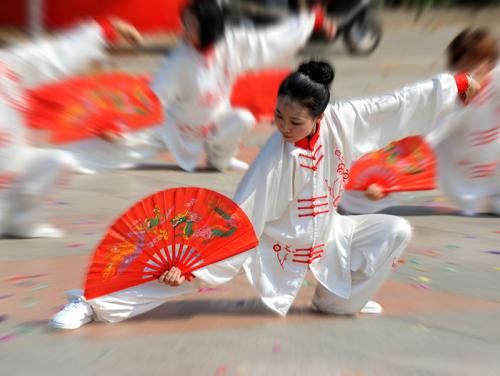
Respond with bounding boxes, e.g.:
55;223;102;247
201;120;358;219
298;60;335;86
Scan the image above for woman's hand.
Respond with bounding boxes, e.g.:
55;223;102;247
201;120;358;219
462;75;481;105
364;183;387;201
110;18;143;46
158;267;186;287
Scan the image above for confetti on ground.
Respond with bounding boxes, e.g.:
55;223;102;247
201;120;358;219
418;276;431;284
302;280;316;287
14;281;37;288
15;324;34;335
442;266;458;273
0;315;8;323
56;201;70;205
0;295;13;300
68;243;85;248
495;267;500;271
215;364;227;376
23;298;39;309
423;249;439;257
6;274;46;282
414;266;430;272
410;283;431;290
0;334;15;343
495;230;500;234
272;343;281;353
409;259;422;265
75;221;98;225
84;232;96;236
32;284;49;291
446;245;460;249
484;251;500;255
197;287;225;293
463;235;477;239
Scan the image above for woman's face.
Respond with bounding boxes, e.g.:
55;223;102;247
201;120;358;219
181;9;200;48
275;96;322;144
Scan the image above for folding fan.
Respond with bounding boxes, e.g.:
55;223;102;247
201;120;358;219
26;73;163;144
231;69;291;122
84;187;258;300
346;135;437;193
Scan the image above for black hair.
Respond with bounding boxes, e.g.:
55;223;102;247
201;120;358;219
185;0;225;51
446;27;498;70
277;60;335;118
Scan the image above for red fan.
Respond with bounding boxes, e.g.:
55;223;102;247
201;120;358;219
231;69;291;122
26;73;163;144
346;135;437;193
84;187;258;300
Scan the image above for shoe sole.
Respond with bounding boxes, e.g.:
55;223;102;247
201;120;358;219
49;316;92;330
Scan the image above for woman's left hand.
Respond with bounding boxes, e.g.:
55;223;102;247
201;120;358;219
364;184;387;201
110;18;143;46
462;76;481;105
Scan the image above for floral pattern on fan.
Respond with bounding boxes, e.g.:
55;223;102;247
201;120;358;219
84;187;258;300
101;200;241;279
346;135;436;193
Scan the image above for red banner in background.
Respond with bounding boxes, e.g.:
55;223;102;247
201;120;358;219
0;0;187;32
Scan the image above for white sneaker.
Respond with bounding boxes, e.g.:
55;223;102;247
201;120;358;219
9;224;64;239
50;297;94;330
360;300;383;314
228;158;249;171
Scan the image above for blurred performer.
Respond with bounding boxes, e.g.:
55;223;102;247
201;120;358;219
340;28;498;217
0;19;140;238
63;0;336;173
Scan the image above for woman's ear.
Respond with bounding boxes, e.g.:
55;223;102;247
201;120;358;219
316;113;325;124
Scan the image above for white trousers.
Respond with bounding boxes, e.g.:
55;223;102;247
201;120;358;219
204;108;255;171
72;215;410;322
0;147;74;237
61;107;255;173
312;214;411;314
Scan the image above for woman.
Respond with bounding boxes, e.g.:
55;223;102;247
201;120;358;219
339;28;499;217
62;0;335;173
0;19;140;238
51;60;475;329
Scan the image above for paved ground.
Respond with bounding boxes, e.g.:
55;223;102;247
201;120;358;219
1;10;500;376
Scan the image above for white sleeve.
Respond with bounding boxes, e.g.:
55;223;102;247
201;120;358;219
0;21;107;88
330;73;462;160
233;133;309;238
149;53;182;105
224;12;316;75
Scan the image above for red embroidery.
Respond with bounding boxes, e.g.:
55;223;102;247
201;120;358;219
178;123;216;139
0;172;15;189
297;195;329;217
198;91;223;107
0;63;26;111
0;130;12;147
471;78;493;106
324;149;350;208
293;243;325;264
470;161;497;179
273;242;325;269
299;144;324;171
470;126;500;147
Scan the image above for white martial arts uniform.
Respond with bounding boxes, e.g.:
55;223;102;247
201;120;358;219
0;22;110;238
73;73;463;321
340;65;499;216
63;12;318;172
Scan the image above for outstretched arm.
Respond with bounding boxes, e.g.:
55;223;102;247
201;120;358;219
330;73;474;159
1;19;141;88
